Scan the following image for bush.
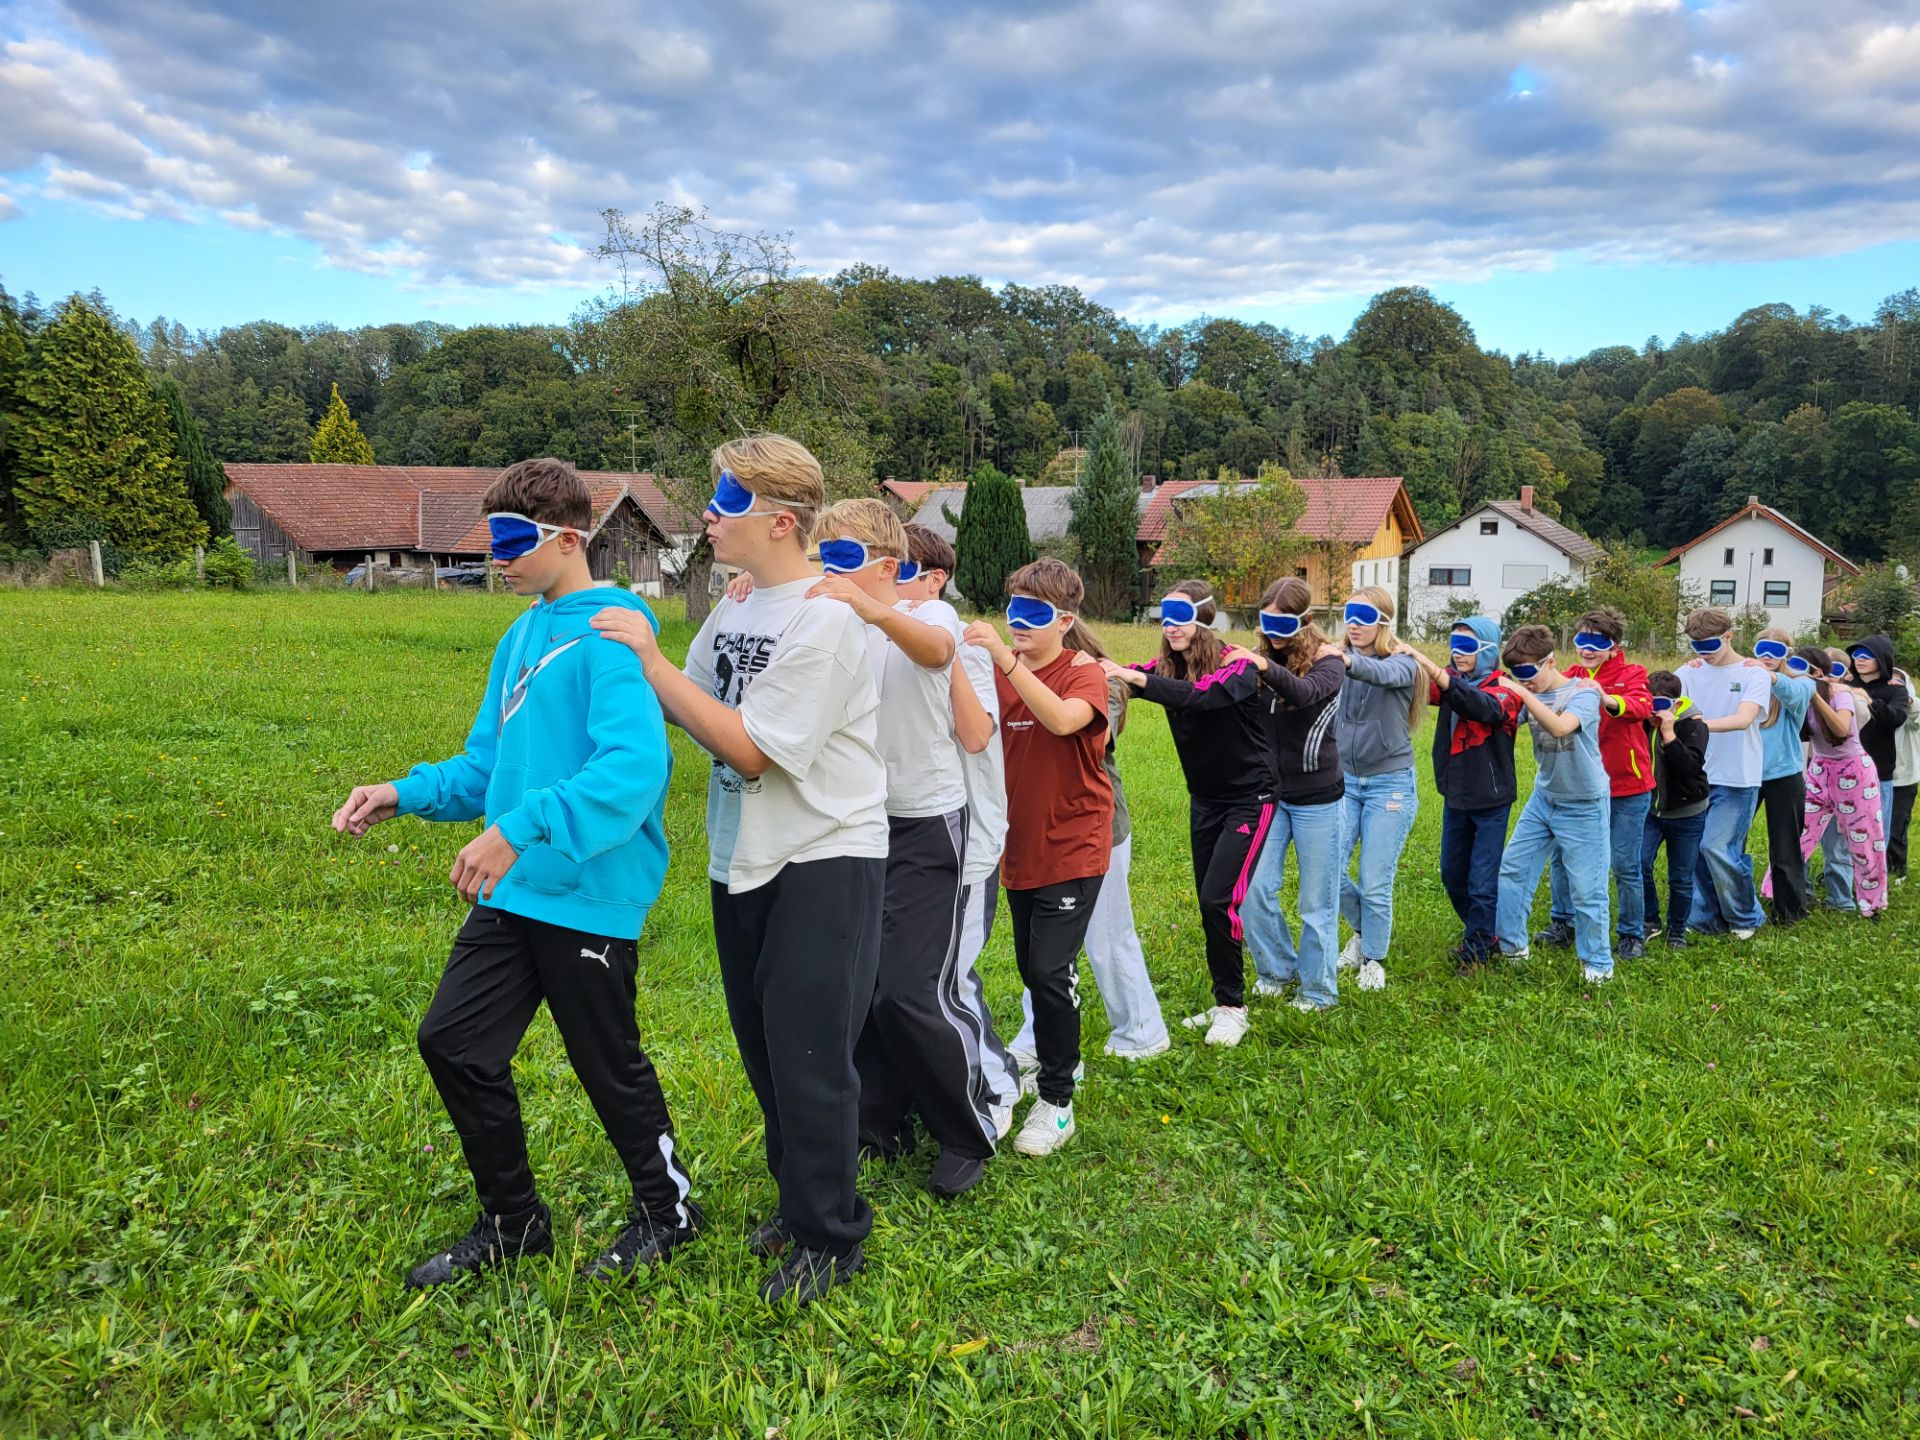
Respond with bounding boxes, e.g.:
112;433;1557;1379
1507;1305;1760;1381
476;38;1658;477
202;537;256;590
1420;594;1483;641
121;557;199;591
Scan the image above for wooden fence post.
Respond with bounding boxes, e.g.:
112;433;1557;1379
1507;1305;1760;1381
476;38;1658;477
365;553;375;593
287;550;297;587
89;540;104;588
194;545;206;581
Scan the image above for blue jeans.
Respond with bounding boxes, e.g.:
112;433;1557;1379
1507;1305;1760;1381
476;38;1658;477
1243;798;1344;1007
1640;809;1706;939
1549;790;1652;940
1497;791;1612;974
1820;823;1856;910
1440;803;1509;958
1688;784;1765;933
1338;768;1420;962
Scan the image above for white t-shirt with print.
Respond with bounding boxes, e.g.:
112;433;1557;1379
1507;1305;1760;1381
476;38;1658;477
870;598;970;820
954;635;1008;887
683;577;889;893
1680;658;1771;789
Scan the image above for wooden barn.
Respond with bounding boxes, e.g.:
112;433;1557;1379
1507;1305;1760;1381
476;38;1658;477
224;464;683;585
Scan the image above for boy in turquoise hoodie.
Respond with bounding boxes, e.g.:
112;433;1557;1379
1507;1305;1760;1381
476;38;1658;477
331;458;690;1289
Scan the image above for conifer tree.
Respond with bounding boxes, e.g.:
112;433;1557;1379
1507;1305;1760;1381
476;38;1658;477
17;295;205;558
309;382;374;464
952;462;1032;611
157;377;231;536
1069;406;1141;619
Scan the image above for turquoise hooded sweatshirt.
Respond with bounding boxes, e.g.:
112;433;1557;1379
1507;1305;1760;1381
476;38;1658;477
391;588;672;939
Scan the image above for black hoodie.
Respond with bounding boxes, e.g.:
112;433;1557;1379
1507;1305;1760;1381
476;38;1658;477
1852;634;1910;781
1132;655;1278;801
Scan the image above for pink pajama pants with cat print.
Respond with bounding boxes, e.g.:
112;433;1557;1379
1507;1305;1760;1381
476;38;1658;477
1796;753;1888;917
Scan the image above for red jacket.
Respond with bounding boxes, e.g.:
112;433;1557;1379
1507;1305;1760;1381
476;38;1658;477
1567;651;1655;797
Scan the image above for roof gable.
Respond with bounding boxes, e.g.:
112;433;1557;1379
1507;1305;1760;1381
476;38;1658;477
1656;500;1859;575
1420;499;1605;565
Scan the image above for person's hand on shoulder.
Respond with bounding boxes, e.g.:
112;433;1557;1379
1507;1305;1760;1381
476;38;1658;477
963;620;1015;673
1223;643;1268;672
806;574;886;623
591;607;661;666
723;571;755;604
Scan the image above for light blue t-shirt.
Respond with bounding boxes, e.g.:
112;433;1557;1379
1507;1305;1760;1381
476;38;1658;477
1761;673;1814;782
1527;682;1608;803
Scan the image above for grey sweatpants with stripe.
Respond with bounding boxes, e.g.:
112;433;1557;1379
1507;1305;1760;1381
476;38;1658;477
854;809;998;1160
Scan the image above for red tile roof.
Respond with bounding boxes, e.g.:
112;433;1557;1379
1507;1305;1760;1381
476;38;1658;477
1137;475;1416;546
224;464;698;554
881;479;956;507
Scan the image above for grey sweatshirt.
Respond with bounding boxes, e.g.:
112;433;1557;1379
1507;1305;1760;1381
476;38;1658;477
1337;649;1419;777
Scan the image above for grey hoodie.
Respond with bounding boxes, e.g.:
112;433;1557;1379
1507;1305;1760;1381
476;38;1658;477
1338;649;1420;777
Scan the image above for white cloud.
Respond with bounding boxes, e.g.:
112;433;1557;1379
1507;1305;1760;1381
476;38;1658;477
1;1;1916;315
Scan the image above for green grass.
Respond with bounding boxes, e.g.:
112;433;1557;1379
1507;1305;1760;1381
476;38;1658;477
1;589;1915;1438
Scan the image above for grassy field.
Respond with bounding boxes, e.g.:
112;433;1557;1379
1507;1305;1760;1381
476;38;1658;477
1;589;1915;1439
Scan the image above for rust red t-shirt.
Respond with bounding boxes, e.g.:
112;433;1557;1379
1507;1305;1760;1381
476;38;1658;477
994;649;1114;890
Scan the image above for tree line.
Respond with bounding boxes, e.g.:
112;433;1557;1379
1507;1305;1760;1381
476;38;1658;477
4;204;1918;570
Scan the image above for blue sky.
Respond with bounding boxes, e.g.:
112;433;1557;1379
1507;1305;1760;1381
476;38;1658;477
4;1;1917;359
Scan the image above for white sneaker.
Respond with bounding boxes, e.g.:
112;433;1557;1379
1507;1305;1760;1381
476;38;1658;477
1730;928;1756;941
990;1102;1015;1141
1012;1100;1075;1157
1291;996;1333;1013
1205;1006;1250;1047
1583;965;1612;984
1182;1008;1216;1030
1103;1035;1170;1060
1253;977;1293;998
1355;959;1387;991
1504;947;1531;962
1338;934;1364;971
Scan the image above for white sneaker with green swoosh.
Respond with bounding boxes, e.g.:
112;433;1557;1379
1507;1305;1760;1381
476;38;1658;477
1012;1100;1075;1157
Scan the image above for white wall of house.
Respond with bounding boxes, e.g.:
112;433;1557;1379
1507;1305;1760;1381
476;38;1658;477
1407;521;1582;630
1671;515;1827;637
1351;554;1399;596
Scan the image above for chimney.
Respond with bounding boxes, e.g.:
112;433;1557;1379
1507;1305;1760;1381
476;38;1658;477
1139;474;1158;494
1747;494;1759;506
1519;484;1535;512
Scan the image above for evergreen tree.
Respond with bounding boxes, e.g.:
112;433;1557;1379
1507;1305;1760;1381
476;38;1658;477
0;285;30;545
309;381;374;463
17;295;205;558
1069;406;1140;618
157;377;231;536
951;462;1031;612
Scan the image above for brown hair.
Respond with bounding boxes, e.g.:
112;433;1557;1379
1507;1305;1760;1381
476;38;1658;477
1648;669;1681;700
1025;559;1127;731
1575;607;1626;646
1503;623;1555;669
481;458;590;529
1797;645;1836;707
811;497;906;562
903;523;954;576
1258;576;1331;677
711;433;825;543
1684;606;1733;640
1157;579;1225;679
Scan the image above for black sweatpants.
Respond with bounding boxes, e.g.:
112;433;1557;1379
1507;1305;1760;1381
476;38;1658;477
1760;771;1810;924
1005;874;1103;1107
712;854;884;1257
856;811;996;1160
1891;783;1916;878
1190;794;1274;1008
417;906;692;1227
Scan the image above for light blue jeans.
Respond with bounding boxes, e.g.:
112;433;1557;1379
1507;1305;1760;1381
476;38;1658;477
1337;769;1420;963
1243;798;1344;1007
1688;784;1766;934
1548;790;1652;940
1497;791;1613;975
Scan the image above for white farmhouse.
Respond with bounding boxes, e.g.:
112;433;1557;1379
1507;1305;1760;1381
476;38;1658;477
1406;485;1605;631
1656;496;1858;638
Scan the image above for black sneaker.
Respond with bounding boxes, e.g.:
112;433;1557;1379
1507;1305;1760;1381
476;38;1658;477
1664;932;1689;950
406;1203;553;1288
760;1243;864;1305
928;1150;987;1199
1615;936;1646;960
582;1201;703;1281
748;1214;793;1259
1534;919;1576;949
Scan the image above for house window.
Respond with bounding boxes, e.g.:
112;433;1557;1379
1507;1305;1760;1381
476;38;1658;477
1764;580;1791;607
1428;566;1471;587
1294;567;1308;579
1480;519;1499;535
1502;563;1548;590
1710;580;1737;605
1723;547;1735;566
1763;547;1774;566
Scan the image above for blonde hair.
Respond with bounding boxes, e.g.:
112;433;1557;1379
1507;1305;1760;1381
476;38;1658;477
1758;626;1793;728
711;433;825;542
1348;583;1426;729
811;497;906;561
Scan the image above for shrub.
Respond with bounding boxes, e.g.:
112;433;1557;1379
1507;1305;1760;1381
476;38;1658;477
202;537;256;590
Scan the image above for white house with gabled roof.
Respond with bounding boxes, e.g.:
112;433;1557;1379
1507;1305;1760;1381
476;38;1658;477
1406;485;1605;631
1655;495;1859;638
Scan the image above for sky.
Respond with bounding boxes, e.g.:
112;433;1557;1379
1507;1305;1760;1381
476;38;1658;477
2;0;1917;360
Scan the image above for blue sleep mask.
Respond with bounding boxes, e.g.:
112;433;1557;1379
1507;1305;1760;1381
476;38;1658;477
1006;595;1060;630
